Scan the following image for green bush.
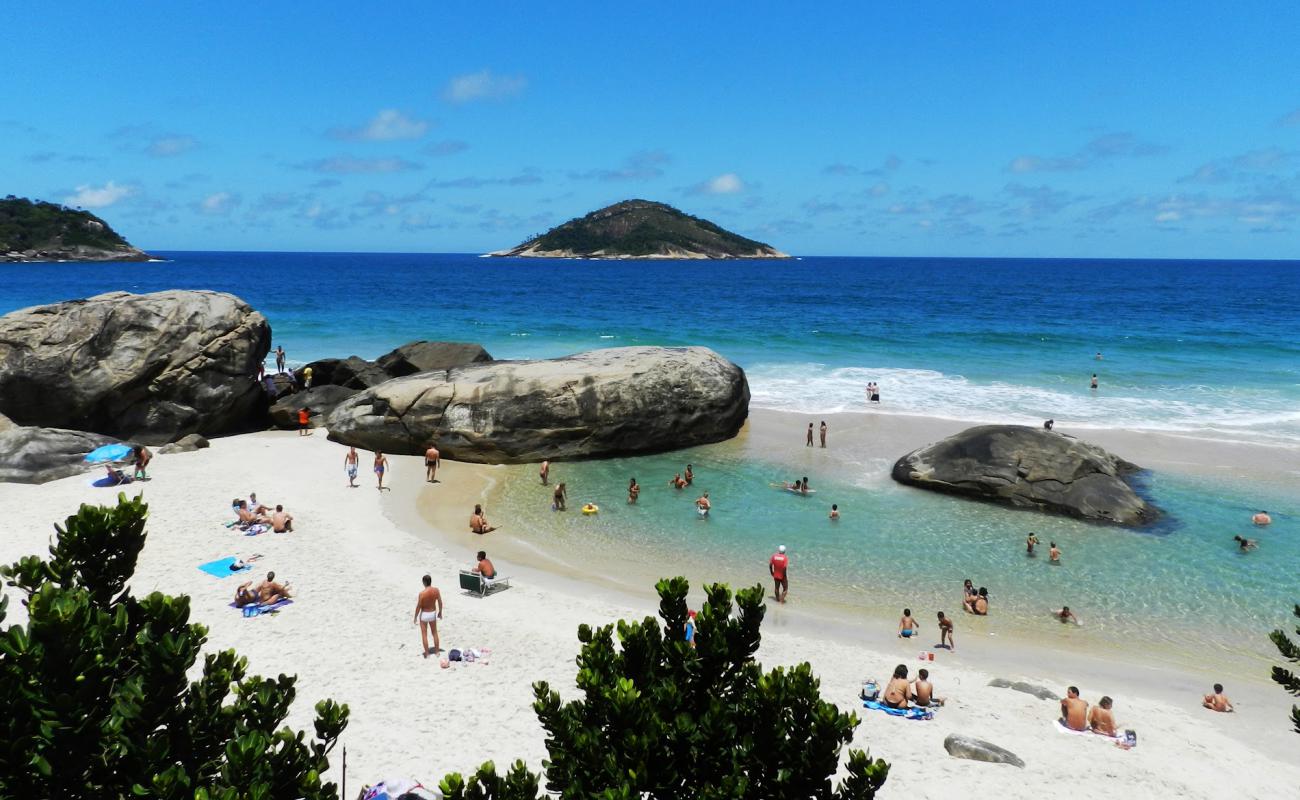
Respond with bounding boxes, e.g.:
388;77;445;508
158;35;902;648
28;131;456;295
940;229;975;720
441;577;888;799
1271;602;1300;735
0;494;348;798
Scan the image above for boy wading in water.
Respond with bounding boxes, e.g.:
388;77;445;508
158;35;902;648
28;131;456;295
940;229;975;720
413;574;443;658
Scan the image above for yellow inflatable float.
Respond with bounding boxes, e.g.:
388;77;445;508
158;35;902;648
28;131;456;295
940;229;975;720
581;503;599;515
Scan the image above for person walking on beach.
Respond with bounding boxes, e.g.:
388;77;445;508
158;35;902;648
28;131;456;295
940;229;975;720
374;451;389;491
819;420;827;448
1060;686;1088;731
1090;373;1098;390
937;611;955;650
425;443;440;483
539;460;549;485
806;423;814;447
275;345;286;373
552;482;567;511
628;477;640;504
413;574;443;658
344;446;359;487
769;545;789;603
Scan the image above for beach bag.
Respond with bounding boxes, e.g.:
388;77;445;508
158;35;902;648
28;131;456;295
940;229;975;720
860;681;879;702
448;648;462;661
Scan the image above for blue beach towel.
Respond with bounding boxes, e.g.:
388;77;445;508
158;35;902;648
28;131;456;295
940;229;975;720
863;699;934;720
229;598;293;614
198;557;249;578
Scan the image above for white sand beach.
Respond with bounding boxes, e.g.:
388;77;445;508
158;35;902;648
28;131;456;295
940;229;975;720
2;424;1298;799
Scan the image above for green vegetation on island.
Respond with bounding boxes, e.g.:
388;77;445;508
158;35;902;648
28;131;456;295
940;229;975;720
1;196;150;261
491;199;791;259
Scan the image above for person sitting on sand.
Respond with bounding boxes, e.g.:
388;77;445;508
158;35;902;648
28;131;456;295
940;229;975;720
1049;541;1061;563
1203;683;1234;712
473;550;496;579
829;504;840;520
470;503;498;535
1233;535;1258;552
695;492;711;517
1088;695;1118;736
105;465;132;485
271;504;294;533
670;473;686;490
685;464;694;485
1252;510;1271;526
912;668;945;707
132;445;152;480
553;482;567;511
628;477;640;504
234;581;259;608
898;608;919;638
1060;686;1089;731
937;611;955;650
883;664;912;709
1053;605;1080;625
255;571;291;604
236;501;269;528
248;492;271;515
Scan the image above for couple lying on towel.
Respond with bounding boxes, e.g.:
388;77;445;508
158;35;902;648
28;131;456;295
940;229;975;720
235;571;292;608
232;499;294;532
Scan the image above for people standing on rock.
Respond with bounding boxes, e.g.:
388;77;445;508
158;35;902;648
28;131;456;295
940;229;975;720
628;477;640;504
1026;532;1039;556
425;443;440;483
374;450;389;491
1049;541;1061;564
344;446;359;487
1252;510;1272;526
275;345;286;373
806;422;814;447
539;460;549;485
297;407;311;436
303;365;314;389
470;503;497;535
829;504;840;520
684;464;694;485
819;420;827;448
552;482;567;511
132;445;152;480
1090;374;1098;390
1060;686;1088;731
769;545;789;603
695;491;711;517
1233;534;1258;552
937;611;955;651
413;574;443;658
1202;683;1234;712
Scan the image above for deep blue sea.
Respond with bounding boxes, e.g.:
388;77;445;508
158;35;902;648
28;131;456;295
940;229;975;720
4;252;1298;669
5;251;1297;445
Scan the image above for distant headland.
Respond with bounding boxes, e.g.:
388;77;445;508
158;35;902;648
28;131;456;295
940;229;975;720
1;196;152;262
486;199;791;259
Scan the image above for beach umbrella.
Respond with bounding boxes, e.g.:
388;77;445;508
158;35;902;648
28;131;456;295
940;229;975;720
84;443;132;464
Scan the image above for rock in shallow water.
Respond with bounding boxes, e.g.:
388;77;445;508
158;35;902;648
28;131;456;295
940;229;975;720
891;425;1159;526
944;734;1025;768
326;346;749;462
0;290;270;444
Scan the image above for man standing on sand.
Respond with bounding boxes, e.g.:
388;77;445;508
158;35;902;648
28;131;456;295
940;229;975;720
414;574;443;658
806;423;814;447
298;407;311;436
1060;686;1089;731
819;420;827;448
425;443;440;482
1203;683;1234;712
275;345;286;373
344;446;359;487
769;545;789;603
540;460;549;485
374;451;389;491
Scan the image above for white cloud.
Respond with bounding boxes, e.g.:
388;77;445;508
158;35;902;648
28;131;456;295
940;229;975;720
689;172;745;195
148;135;198;157
442;69;527;103
331;109;430;141
64;181;134;209
197;191;240;215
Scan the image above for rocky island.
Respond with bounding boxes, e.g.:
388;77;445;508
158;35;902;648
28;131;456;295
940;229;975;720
487;199;790;259
1;196;152;262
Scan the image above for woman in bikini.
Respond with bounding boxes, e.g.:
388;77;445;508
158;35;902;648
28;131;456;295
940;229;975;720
883;664;911;709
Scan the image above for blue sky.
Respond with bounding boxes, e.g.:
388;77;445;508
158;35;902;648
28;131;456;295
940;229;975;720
3;2;1299;257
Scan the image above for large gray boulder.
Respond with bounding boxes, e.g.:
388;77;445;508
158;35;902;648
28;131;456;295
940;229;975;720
326;346;749;462
891;425;1159;526
296;356;390;391
270;385;359;429
943;734;1025;768
0;426;117;484
0;290;270;444
299;340;493;390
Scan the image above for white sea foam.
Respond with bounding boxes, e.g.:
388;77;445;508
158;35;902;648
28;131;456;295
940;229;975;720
746;363;1300;446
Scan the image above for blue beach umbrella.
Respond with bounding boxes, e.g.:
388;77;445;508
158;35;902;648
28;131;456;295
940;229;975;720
84;443;132;464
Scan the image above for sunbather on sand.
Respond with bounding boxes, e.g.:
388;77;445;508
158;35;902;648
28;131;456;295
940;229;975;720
883;664;912;709
236;501;270;528
912;668;945;707
1060;686;1089;731
1203;683;1234;712
105;466;132;485
1088;696;1118;736
234;581;259;608
470;504;498;535
255;571;291;604
271;505;293;532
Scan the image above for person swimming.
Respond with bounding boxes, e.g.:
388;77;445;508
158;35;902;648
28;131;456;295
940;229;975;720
1233;535;1258;552
1252;510;1271;526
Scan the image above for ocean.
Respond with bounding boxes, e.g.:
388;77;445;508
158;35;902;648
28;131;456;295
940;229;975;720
3;252;1298;670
